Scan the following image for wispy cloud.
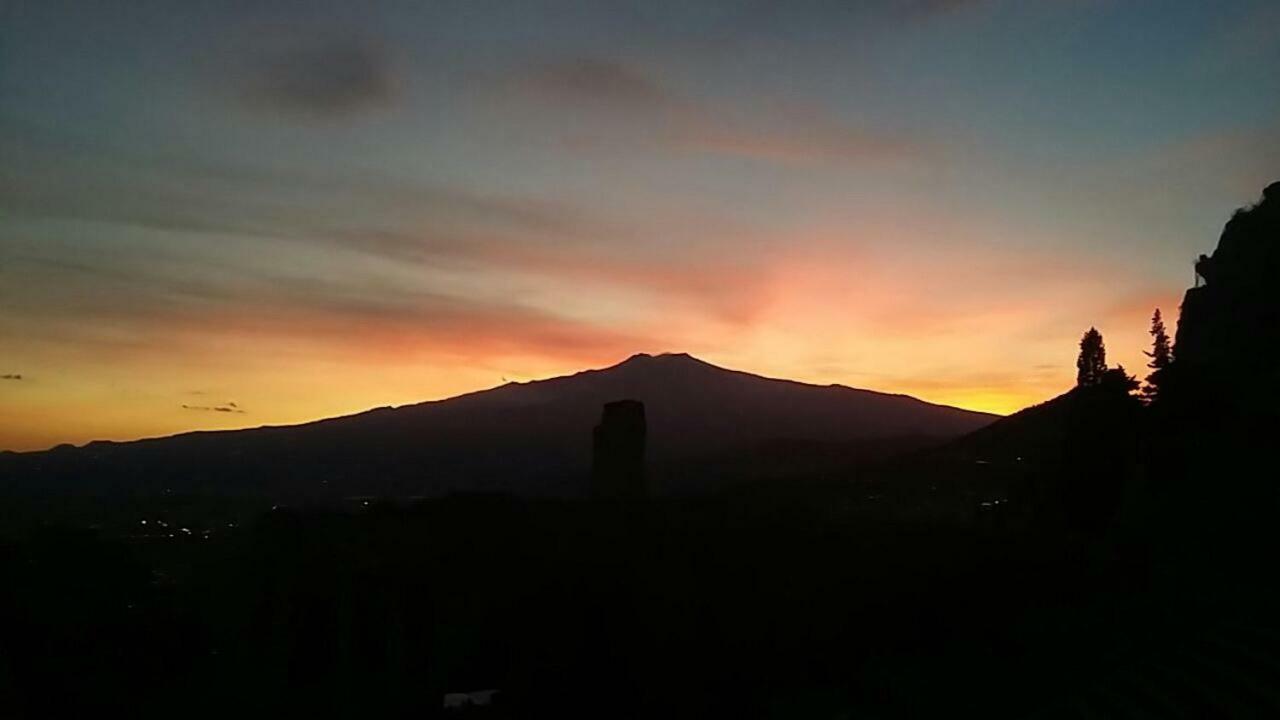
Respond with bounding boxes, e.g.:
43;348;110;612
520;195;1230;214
0;118;589;240
181;403;245;414
239;38;398;120
674;106;928;166
507;56;928;167
2;123;772;331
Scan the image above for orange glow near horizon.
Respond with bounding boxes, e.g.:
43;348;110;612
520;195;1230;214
0;228;1184;451
0;342;1145;452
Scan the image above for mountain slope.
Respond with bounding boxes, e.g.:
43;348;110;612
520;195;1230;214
944;382;1140;466
0;353;997;498
857;379;1146;530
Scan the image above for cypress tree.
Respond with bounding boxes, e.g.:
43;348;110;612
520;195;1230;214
1076;327;1107;386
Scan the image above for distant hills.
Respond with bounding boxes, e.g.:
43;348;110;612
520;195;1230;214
0;352;996;499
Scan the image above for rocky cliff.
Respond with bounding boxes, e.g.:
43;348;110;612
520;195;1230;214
1173;181;1280;412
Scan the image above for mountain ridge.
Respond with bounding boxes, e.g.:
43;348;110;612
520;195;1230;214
27;352;989;453
0;352;998;498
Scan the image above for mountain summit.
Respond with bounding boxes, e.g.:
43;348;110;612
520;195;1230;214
1;353;996;499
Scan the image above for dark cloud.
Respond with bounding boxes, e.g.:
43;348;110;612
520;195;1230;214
1;374;22;380
518;58;672;108
241;39;397;119
181;404;246;414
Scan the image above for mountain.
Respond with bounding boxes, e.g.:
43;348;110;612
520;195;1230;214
0;352;997;499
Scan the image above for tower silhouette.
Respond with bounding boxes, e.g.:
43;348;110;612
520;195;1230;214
591;400;647;499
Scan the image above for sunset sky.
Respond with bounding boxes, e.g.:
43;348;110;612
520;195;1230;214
2;0;1278;450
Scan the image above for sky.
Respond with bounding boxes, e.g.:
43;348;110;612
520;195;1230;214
2;0;1278;451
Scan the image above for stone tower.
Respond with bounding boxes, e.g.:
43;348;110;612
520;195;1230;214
591;399;647;499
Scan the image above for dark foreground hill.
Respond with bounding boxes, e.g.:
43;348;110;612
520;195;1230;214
0;352;995;499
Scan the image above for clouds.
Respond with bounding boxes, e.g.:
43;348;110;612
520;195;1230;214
519;58;672;108
2;118;778;348
507;55;928;167
0;121;584;246
673;106;928;166
182;402;245;414
240;38;398;119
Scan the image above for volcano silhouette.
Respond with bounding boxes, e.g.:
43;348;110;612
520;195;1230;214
1;353;996;498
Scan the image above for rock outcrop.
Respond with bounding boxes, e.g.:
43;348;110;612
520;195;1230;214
1173;181;1280;412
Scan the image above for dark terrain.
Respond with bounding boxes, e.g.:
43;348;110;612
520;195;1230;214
0;352;994;501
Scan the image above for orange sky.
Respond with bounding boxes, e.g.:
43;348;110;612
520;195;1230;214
1;216;1185;451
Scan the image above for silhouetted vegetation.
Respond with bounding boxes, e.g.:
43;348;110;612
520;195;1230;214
1142;308;1172;403
1075;327;1107;386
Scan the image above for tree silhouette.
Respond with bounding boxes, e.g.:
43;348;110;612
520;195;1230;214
1076;327;1107;386
1142;309;1172;402
1101;366;1139;395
